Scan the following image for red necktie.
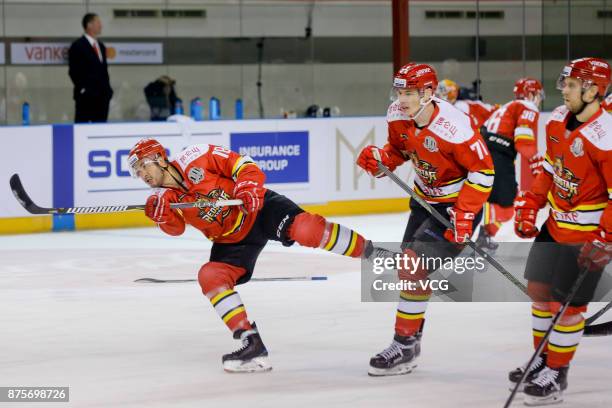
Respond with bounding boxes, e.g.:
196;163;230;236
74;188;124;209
92;42;101;61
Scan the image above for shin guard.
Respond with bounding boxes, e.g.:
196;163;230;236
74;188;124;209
198;262;252;333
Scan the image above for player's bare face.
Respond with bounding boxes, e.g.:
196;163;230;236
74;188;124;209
396;89;421;116
134;158;164;187
560;77;584;113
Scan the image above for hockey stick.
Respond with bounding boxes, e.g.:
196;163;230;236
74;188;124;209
376;163;528;296
9;173;242;215
584;320;612;337
135;276;327;283
585;300;612;325
504;264;592;408
583;301;612;337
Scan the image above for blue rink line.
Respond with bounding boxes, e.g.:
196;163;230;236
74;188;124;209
52;124;75;232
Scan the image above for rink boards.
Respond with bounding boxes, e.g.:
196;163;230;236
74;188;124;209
0;114;548;234
0;117;411;233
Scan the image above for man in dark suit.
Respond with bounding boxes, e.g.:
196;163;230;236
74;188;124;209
68;13;113;123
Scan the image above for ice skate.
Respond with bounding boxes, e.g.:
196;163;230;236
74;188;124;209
508;353;547;392
368;334;419;377
475;225;499;251
222;324;272;373
523;366;568;406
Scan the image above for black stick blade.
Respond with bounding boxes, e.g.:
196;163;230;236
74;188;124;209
584;320;612;337
9;174;53;214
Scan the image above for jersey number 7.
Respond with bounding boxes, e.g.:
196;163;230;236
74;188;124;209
470;139;488;160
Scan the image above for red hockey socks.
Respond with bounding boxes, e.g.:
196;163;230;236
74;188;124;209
547;303;586;368
531;302;552;352
395;249;431;337
198;261;252;333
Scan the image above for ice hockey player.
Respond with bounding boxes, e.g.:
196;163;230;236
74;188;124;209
435;78;497;128
510;57;612;406
477;78;545;250
356;63;495;376
128;138;382;373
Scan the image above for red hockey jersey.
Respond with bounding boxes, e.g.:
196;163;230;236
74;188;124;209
455;99;496;128
384;98;495;214
530;106;612;243
150;144;265;243
484;99;540;158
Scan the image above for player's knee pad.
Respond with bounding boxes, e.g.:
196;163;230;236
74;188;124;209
527;281;552;302
287;212;326;248
198;261;246;297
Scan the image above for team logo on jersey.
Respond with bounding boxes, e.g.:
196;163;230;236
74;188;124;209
191;189;232;226
188;167;205;184
552;156;580;203
423;136;438;152
408;151;438;185
570;137;584;157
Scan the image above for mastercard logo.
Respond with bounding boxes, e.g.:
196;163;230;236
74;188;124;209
106;47;117;60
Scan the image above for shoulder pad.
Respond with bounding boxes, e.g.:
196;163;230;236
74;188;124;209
454;100;469;114
176;144;210;171
547;105;570;125
580;112;612;151
387;100;410;122
427;99;475;143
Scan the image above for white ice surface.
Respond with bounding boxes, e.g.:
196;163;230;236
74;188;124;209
1;213;610;408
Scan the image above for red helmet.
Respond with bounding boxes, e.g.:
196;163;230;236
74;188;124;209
513;78;543;100
128;138;167;177
557;57;611;97
393;63;438;92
